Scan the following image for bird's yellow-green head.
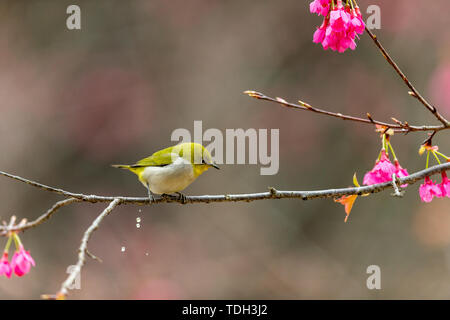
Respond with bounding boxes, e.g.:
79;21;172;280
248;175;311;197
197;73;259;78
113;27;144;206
173;142;219;177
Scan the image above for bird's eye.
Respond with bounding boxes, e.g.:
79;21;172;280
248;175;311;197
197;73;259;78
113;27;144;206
202;159;206;164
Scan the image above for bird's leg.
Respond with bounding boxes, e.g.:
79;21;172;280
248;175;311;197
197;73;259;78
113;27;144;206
175;192;187;204
147;184;155;203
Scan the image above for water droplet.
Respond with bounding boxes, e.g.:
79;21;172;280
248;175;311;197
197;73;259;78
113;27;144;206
145;252;149;256
136;223;141;228
138;209;142;213
136;217;141;223
121;246;126;252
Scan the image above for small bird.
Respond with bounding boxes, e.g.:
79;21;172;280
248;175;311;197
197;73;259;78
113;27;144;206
112;142;219;202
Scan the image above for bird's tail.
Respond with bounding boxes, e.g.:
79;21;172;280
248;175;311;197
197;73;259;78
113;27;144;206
111;164;143;177
111;164;132;170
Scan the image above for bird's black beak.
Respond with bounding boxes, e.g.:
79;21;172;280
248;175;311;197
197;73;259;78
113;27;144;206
211;163;220;170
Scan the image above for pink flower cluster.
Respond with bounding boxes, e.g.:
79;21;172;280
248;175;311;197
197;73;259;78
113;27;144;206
0;235;35;278
419;171;450;203
310;0;330;16
310;0;365;53
363;150;409;186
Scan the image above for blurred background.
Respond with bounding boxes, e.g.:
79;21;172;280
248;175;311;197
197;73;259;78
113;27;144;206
0;0;449;299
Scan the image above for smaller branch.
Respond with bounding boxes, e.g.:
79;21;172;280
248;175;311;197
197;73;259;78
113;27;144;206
0;198;80;236
391;173;404;197
56;198;121;299
244;91;448;133
422;130;437;146
365;27;450;127
366;113;375;123
0;171;89;200
86;249;103;263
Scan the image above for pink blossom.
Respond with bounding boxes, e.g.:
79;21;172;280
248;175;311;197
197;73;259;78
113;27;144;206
11;246;35;277
419;176;443;203
309;0;330;17
394;160;409;187
310;0;365;53
323;27;356;52
329;2;351;32
363;150;397;185
313;21;327;44
349;6;365;35
0;252;12;278
438;171;450;197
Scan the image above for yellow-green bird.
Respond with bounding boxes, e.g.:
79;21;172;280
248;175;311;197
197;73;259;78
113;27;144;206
112;142;219;202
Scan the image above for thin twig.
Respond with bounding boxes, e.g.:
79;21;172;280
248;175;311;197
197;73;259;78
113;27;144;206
365;27;450;127
56;198;121;298
0;198;80;236
244;91;448;133
391;173;403;198
86;249;103;263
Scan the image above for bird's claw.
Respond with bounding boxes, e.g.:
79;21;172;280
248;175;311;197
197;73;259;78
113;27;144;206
150;193;186;204
147;186;155;203
176;192;187;204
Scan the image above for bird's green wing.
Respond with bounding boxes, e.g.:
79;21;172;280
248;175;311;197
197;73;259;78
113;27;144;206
134;146;176;167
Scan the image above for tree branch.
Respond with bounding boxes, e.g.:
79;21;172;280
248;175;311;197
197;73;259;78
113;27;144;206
365;27;450;127
0;198;80;236
244;91;448;133
54;198;121;299
1;163;448;299
0;163;448;211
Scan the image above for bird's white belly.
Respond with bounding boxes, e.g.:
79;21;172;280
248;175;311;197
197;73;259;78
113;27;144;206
140;158;195;194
